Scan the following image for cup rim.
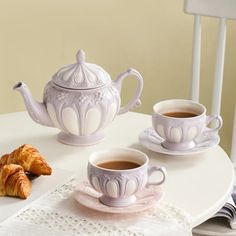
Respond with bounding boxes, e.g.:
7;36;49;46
88;148;148;172
153;99;206;119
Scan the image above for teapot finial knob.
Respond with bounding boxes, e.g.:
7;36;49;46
76;49;86;64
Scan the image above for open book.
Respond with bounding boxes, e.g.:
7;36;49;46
193;180;236;235
213;182;236;229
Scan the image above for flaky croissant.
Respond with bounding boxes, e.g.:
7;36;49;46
0;144;52;175
0;164;31;199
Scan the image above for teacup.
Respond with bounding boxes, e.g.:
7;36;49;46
152;99;223;151
87;148;166;207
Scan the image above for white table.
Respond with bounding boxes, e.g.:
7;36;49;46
0;111;234;228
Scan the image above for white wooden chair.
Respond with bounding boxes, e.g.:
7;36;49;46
184;0;236;235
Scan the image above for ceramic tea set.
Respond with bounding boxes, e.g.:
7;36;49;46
14;49;222;151
13;49;223;211
77;147;166;211
139;99;223;155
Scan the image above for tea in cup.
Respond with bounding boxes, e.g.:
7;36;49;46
87;148;166;207
152;99;223;151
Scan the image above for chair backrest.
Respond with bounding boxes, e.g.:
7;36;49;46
184;0;236;164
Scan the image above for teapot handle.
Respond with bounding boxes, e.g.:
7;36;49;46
114;68;143;115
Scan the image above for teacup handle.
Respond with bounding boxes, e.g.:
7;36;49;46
146;166;167;187
113;68;143;115
204;115;223;133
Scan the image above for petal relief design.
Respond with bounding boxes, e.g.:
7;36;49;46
170;127;182;143
47;103;61;129
92;176;101;193
157;125;165;139
62;107;79;135
106;180;118;198
84;108;101;135
187;126;198;141
125;179;137;197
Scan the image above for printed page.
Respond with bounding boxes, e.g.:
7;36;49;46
213;196;236;228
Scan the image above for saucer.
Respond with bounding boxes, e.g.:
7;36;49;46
73;181;163;214
139;127;220;156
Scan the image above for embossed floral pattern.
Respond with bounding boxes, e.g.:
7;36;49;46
57;92;68;101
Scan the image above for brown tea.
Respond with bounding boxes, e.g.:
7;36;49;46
97;160;140;170
163;111;198;118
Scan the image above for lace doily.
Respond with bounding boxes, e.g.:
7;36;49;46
0;178;193;236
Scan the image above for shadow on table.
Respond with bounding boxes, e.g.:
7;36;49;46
0;133;90;162
128;142;210;170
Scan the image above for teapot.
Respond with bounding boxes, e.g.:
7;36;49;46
14;50;143;145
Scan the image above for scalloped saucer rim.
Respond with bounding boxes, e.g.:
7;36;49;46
73;181;163;214
139;127;220;156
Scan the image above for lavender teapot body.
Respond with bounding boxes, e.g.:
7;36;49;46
14;50;143;145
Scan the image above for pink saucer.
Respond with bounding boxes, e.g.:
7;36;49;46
73;181;164;214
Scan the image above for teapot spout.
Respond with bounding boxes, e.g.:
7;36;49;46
13;82;54;127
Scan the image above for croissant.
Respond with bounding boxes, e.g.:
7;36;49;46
0;164;31;199
0;144;52;175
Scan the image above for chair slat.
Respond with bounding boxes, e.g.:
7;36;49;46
184;0;236;20
211;18;227;116
191;15;201;102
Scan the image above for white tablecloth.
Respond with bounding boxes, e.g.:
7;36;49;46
0;177;192;236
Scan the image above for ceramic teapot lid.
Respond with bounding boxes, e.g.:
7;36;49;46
52;50;111;89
